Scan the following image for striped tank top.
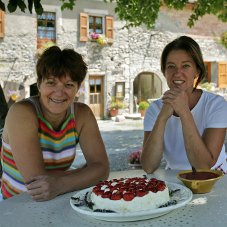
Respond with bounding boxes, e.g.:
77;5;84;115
0;97;79;199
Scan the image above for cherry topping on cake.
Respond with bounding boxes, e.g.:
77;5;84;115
156;181;166;191
111;193;122;200
136;189;148;197
92;177;167;201
123;192;135;201
95;190;104;195
101;191;112;198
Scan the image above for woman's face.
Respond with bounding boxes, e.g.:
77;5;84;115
38;75;79;115
164;50;199;92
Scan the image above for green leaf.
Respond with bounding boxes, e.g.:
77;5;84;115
60;0;76;11
114;0;160;29
7;0;18;13
34;0;43;15
28;0;34;14
17;0;26;13
164;0;187;10
0;0;5;11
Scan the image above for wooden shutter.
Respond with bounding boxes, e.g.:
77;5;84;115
80;12;88;42
218;62;227;88
204;62;211;82
0;10;5;38
105;16;113;43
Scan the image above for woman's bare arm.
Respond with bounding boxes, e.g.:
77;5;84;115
5;102;46;181
141;104;173;173
26;103;109;201
180;109;225;169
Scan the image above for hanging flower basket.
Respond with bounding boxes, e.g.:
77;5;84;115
89;32;108;46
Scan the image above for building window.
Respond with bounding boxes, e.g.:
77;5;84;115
115;82;125;99
0;10;5;38
37;12;56;48
80;12;113;43
89;16;103;34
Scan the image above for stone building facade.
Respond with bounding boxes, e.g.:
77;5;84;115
0;0;227;118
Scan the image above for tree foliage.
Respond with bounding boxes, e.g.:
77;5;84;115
0;0;226;28
107;0;227;28
0;0;77;15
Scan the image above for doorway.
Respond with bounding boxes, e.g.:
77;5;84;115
133;72;162;102
218;62;227;88
89;76;104;119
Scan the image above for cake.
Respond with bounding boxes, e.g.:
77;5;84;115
90;177;170;213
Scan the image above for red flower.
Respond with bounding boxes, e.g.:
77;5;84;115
128;149;142;164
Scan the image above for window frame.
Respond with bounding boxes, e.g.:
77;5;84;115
80;12;113;43
37;11;56;48
89;15;104;34
0;10;5;38
115;81;125;99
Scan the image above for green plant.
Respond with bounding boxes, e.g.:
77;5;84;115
221;31;227;48
36;41;56;57
110;101;125;110
138;101;149;110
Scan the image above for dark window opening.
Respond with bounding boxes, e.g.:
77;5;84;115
89;16;103;34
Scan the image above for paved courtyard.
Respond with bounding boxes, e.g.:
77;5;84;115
73;117;227;172
72;118;144;171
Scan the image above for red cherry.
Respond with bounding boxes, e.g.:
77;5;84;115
136;190;148;197
123;192;135;201
92;186;100;192
111;193;122;200
95;190;104;196
148;187;157;193
101;191;112;198
150;178;157;183
157;182;166;191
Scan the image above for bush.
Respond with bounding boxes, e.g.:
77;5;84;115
221;31;227;48
110;101;125;110
138;101;149;110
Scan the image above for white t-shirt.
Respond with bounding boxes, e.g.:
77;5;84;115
144;91;227;172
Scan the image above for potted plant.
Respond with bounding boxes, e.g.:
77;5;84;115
221;31;227;48
109;99;125;117
128;149;142;169
138;101;149;117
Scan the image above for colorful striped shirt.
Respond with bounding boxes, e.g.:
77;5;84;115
0;97;78;199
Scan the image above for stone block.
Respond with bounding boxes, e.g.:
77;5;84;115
115;115;125;122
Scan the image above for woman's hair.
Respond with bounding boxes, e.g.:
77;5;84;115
36;46;87;86
160;36;207;88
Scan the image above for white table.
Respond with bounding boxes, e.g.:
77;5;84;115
1;169;227;227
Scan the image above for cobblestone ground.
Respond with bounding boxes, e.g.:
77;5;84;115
72;119;144;171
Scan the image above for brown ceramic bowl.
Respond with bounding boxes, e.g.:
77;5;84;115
177;169;223;194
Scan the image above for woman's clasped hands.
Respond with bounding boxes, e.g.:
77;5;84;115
162;88;190;117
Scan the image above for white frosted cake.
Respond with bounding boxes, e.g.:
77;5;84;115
90;177;170;213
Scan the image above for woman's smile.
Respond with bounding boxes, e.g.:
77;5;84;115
49;97;67;103
173;80;185;85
